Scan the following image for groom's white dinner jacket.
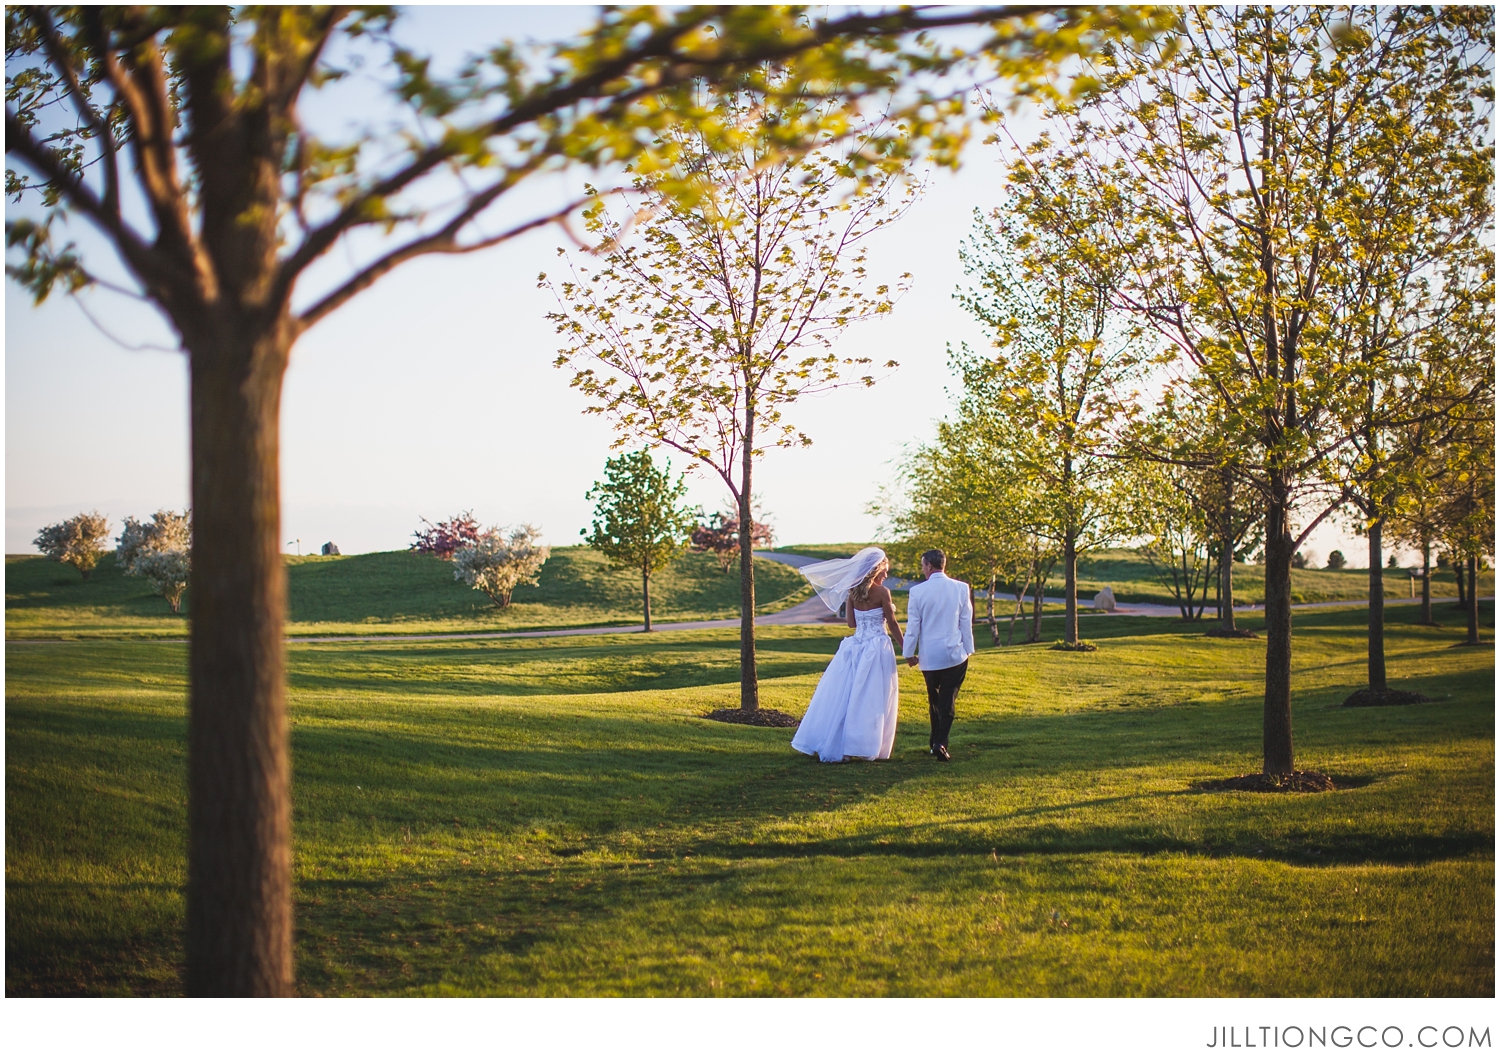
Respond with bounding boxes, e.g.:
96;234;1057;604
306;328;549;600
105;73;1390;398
901;571;975;671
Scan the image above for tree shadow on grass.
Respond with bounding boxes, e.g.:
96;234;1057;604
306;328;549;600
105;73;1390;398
294;858;742;995
5;880;184;996
682;823;1494;868
286;633;843;698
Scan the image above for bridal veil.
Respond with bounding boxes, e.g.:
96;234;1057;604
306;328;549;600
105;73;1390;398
798;547;888;612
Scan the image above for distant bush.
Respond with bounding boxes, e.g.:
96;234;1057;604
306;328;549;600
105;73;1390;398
452;524;550;607
689;510;773;573
1292;552;1308;569
117;510;192;612
1325;550;1347;571
34;511;110;579
412;512;481;559
321;542;340;556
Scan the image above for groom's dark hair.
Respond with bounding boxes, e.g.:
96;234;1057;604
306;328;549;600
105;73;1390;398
922;549;946;571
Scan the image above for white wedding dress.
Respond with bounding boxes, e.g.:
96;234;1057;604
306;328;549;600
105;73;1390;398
791;606;900;762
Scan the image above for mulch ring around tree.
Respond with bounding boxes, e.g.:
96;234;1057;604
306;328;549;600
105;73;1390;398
1341;688;1431;706
703;707;801;728
1193;770;1336;794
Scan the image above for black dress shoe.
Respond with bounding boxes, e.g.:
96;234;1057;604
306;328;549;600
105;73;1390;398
934;745;951;762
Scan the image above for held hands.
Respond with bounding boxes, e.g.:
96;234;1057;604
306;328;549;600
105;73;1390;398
905;656;919;668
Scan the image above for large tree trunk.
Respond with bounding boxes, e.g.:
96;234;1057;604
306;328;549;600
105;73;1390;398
1063;529;1079;644
1420;539;1433;624
737;403;760;711
1366;518;1387;692
185;320;294;997
1261;475;1295;775
1465;555;1480;645
642;565;652;633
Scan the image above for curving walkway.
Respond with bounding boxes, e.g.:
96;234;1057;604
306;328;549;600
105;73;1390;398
8;547;1486;646
283;551;840;644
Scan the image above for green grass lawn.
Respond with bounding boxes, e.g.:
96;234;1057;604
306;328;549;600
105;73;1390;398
6;600;1492;996
4;548;808;639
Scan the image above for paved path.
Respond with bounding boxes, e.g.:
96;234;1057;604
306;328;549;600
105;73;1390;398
277;552;840;643
7;544;1485;645
1075;594;1481;619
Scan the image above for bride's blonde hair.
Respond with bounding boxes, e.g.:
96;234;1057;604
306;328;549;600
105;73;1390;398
850;559;889;605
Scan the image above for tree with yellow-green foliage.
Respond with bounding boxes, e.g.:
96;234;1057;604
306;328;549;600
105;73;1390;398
546;75;920;713
1032;4;1492;773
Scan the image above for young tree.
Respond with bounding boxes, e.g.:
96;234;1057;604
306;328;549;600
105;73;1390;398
118;509;192;611
1132;387;1265;635
452;524;550;608
1436;402;1496;647
1129;458;1213;620
1199;468;1264;636
584;450;700;631
954;176;1149;647
1394;428;1467;626
886;415;1040;646
2;2;1174;995
1322;84;1493;697
1058;5;1493;773
546;81;917;711
33;510;109;579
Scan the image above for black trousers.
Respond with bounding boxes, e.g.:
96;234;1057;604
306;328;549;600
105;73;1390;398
923;659;968;749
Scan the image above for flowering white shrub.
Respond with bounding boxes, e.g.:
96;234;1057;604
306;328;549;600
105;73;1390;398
117;510;192;612
117;510;187;569
133;547;192;612
452;523;549;607
33;511;110;578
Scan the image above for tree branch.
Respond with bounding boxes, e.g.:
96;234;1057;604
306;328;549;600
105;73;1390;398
284;5;1068;290
4;108;164;284
298;183;612;329
1291;489;1352;552
32;6;120;215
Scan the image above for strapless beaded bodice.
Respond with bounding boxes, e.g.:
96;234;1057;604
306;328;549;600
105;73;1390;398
850;607;888;642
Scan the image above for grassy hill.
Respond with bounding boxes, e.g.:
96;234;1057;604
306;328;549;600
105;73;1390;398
5;548;808;640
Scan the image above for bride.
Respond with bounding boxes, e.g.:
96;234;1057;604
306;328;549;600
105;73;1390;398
791;547;904;762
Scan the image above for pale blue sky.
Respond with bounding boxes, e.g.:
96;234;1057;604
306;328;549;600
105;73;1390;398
5;5;1371;568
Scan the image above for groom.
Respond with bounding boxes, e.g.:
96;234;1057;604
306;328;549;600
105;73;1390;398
902;549;974;762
